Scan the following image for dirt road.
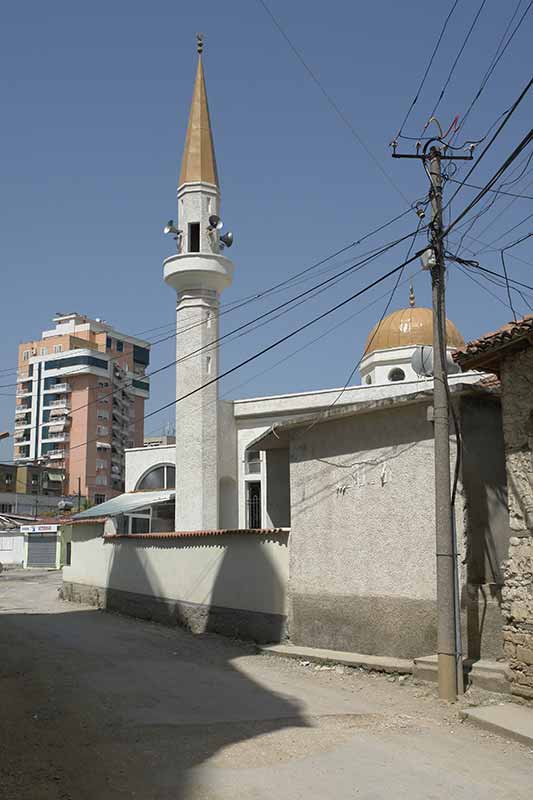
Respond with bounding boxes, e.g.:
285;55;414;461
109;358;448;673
0;569;531;799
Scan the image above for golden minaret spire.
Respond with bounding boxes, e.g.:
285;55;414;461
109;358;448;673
179;34;219;188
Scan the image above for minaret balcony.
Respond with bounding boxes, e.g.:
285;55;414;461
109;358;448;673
163;252;233;295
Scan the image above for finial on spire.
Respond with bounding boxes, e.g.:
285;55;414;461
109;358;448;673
196;33;204;55
409;285;415;307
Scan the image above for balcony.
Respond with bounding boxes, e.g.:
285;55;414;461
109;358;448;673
16;404;31;414
44;382;71;394
16;386;33;398
14;433;30;444
14;420;32;431
46;450;65;460
45;399;70;410
45;432;70;442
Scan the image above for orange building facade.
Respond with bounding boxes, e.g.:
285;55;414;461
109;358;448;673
14;313;150;504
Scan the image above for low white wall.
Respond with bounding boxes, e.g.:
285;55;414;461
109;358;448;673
0;533;25;565
63;524;289;617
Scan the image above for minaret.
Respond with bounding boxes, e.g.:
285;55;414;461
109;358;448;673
163;36;234;530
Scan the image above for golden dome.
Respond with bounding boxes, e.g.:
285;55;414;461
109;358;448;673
364;306;464;356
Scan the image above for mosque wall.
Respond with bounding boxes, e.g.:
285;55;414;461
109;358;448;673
286;389;510;662
62;523;289;643
287;401;446;659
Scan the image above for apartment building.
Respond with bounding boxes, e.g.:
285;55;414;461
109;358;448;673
14;313;150;504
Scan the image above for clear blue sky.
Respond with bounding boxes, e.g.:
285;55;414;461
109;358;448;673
1;0;532;457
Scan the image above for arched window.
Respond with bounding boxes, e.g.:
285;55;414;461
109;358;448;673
388;368;406;382
136;464;176;491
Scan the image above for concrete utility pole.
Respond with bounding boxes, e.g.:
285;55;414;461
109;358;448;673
427;147;460;701
392;137;472;701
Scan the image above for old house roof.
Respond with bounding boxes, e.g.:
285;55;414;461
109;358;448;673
454;314;533;374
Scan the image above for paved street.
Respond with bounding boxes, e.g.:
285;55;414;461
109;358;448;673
0;570;532;799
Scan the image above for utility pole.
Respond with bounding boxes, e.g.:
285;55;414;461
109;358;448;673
392;136;472;701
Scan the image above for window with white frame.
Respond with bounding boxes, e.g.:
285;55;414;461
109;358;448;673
23;350;30;361
53;344;63;354
96;425;109;436
135;465;175;491
126;507;151;534
95;474;107;486
96;459;107;470
40;347;48;356
245;450;261;475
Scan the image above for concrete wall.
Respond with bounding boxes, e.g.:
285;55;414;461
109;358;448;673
0;533;25;564
498;349;533;700
218;400;238;529
287;400;448;659
460;394;512;660
63;524;289;643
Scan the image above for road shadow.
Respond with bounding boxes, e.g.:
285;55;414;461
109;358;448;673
1;578;308;799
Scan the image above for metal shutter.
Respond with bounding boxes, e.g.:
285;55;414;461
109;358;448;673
26;534;57;568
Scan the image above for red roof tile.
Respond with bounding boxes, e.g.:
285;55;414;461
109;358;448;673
104;528;289;541
454;314;533;371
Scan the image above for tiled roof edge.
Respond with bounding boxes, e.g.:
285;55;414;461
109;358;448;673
103;528;290;540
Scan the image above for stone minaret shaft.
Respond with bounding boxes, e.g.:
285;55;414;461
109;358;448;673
163;40;234;531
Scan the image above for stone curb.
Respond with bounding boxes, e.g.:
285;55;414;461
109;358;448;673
258;643;413;674
461;703;533;747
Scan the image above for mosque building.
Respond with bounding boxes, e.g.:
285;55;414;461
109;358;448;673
64;41;511;675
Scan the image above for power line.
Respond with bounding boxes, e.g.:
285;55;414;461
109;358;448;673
8;229;423;444
421;0;489;133
445;176;533;200
255;0;411;205
451;0;533;140
442;78;533;212
2;250;426;467
443;126;533;237
395;0;459;137
305;219;426;425
0;206;420;386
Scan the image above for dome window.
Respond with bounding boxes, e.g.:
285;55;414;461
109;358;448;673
388;368;405;382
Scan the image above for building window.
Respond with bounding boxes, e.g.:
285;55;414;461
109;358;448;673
129;515;151;534
245;450;261;475
95;475;107;486
40;347;48;356
66;541;72;566
388;368;406;382
365;375;372;385
136;465;175;491
0;504;13;514
94;494;106;505
4;474;13;487
246;482;262;529
106;337;113;350
53;344;63;354
116;340;124;352
0;536;14;550
188;222;200;253
23;350;30;361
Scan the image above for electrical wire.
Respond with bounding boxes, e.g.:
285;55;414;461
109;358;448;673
442;126;533;237
451;0;533;141
421;0;489;134
9;228;425;443
395;0;459;138
2;249;426;467
442;78;533;213
255;0;411;205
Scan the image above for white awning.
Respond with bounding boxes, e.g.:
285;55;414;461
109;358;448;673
96;441;111;449
74;490;175;520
